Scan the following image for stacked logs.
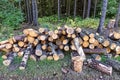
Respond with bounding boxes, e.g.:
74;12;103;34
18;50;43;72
0;25;120;72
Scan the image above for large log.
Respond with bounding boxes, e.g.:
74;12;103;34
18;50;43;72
106;59;120;72
19;44;32;70
57;49;64;59
83;48;107;54
87;59;112;75
3;52;17;66
35;44;42;56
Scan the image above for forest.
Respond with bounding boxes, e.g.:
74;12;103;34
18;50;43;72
0;0;120;80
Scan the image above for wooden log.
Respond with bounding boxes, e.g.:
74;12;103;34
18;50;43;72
63;39;69;45
57;49;64;59
3;52;17;66
18;41;24;47
38;35;47;41
93;40;99;47
0;44;6;50
106;59;120;72
27;36;35;43
75;27;81;34
73;38;86;60
39;28;48;34
82;41;89;48
41;44;47;50
89;38;95;44
78;31;89;41
71;34;76;38
91;54;101;61
87;59;112;75
28;29;39;37
33;39;39;46
94;33;105;43
55;39;62;45
89;44;95;49
35;44;42;56
41;40;46;44
97;44;103;49
106;47;111;53
67;34;72;38
64;45;70;51
110;43;117;50
12;44;21;52
0;40;9;45
23;29;32;35
30;54;37;61
24;37;28;43
70;45;77;50
102;40;110;47
59;44;64;50
109;32;120;40
40;51;47;60
8;38;14;44
12;34;26;42
83;48;107;54
48;36;53;42
52;33;58;39
66;27;74;34
71;51;84;72
19;44;32;70
115;46;120;54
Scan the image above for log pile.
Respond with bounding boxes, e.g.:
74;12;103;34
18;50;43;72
0;25;120;74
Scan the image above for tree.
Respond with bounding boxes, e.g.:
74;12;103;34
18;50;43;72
83;0;86;18
94;0;98;17
66;0;71;16
87;0;91;18
32;0;38;26
74;0;77;18
114;2;120;28
97;0;108;33
58;0;60;20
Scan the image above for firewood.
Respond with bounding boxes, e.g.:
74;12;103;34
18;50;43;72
8;38;14;44
59;44;64;50
67;34;72;38
39;28;48;34
83;48;107;54
2;55;7;59
87;59;112;75
1;48;11;53
64;45;70;51
19;44;32;70
106;59;120;72
57;49;64;59
93;40;99;47
35;44;42;56
115;46;120;54
89;44;95;49
109;32;120;40
12;44;21;52
5;43;12;49
94;33;105;43
48;36;53;42
52;33;58;39
91;54;101;61
0;44;6;50
73;38;86;60
12;34;26;42
70;45;76;50
47;53;53;60
41;44;47;50
3;52;17;66
27;36;35;43
82;41;89;48
71;34;76;38
71;51;84;72
63;39;69;45
40;51;47;60
33;39;39;46
18;41;24;47
23;29;32;35
55;39;62;45
30;54;37;61
102;40;110;47
41;40;46;44
24;37;28;43
106;47;111;53
89;33;95;38
79;32;89;41
89;38;95;44
0;40;9;45
28;29;39;37
38;35;47;41
66;27;74;34
110;43;117;50
18;51;24;57
97;44;103;49
75;27;81;33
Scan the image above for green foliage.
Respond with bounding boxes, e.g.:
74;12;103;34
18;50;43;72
0;0;24;28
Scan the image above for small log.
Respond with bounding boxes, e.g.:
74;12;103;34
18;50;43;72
67;34;72;38
83;48;107;54
87;59;112;75
0;40;9;45
39;28;48;34
12;34;26;42
97;44;103;49
35;44;42;56
28;29;39;37
106;59;120;72
23;29;32;35
19;44;32;70
48;36;53;42
109;32;120;40
0;44;6;50
57;49;64;59
110;43;117;50
70;45;76;50
66;27;74;34
41;44;47;50
75;27;81;34
27;36;35;43
55;39;62;45
89;44;95;49
24;37;28;43
115;46;120;54
8;38;14;44
106;47;111;53
71;34;76;38
63;39;69;45
40;51;47;60
94;33;105;43
59;44;64;50
30;54;37;61
64;45;70;51
33;39;39;46
18;41;24;47
82;41;89;48
38;35;48;41
89;38;95;44
91;54;101;61
5;43;12;49
3;52;17;66
102;40;110;47
93;40;99;47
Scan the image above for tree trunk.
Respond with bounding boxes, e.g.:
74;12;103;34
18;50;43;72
58;0;60;20
83;0;86;18
26;0;30;23
114;2;120;28
97;0;108;33
74;0;77;18
32;0;38;26
94;0;97;17
86;0;91;18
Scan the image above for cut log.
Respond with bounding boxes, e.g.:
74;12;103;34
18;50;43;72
63;39;69;45
82;41;89;48
28;29;39;37
115;46;120;54
27;36;35;43
35;44;42;56
18;41;24;47
106;59;120;72
64;45;70;51
102;40;110;47
5;43;12;49
93;40;99;47
91;54;101;61
0;40;9;45
30;54;37;61
89;44;95;49
3;52;17;66
19;44;32;70
75;27;81;34
57;49;64;59
33;39;39;46
39;28;48;34
110;43;117;50
71;34;76;38
48;36;53;42
87;59;112;75
66;27;74;34
0;44;6;50
55;39;62;45
12;34;26;42
71;51;84;72
83;48;107;54
59;44;64;50
89;38;95;44
106;47;111;53
41;44;47;50
109;32;120;40
38;35;47;41
40;51;47;60
70;45;77;50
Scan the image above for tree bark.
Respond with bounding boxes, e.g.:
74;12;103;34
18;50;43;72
87;0;91;18
114;2;120;28
83;0;86;18
74;0;77;18
97;0;108;33
58;0;60;20
94;0;97;17
32;0;38;26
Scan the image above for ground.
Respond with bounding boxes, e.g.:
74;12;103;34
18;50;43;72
0;24;120;80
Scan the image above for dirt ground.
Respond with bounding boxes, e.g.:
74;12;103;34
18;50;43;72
1;24;120;80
